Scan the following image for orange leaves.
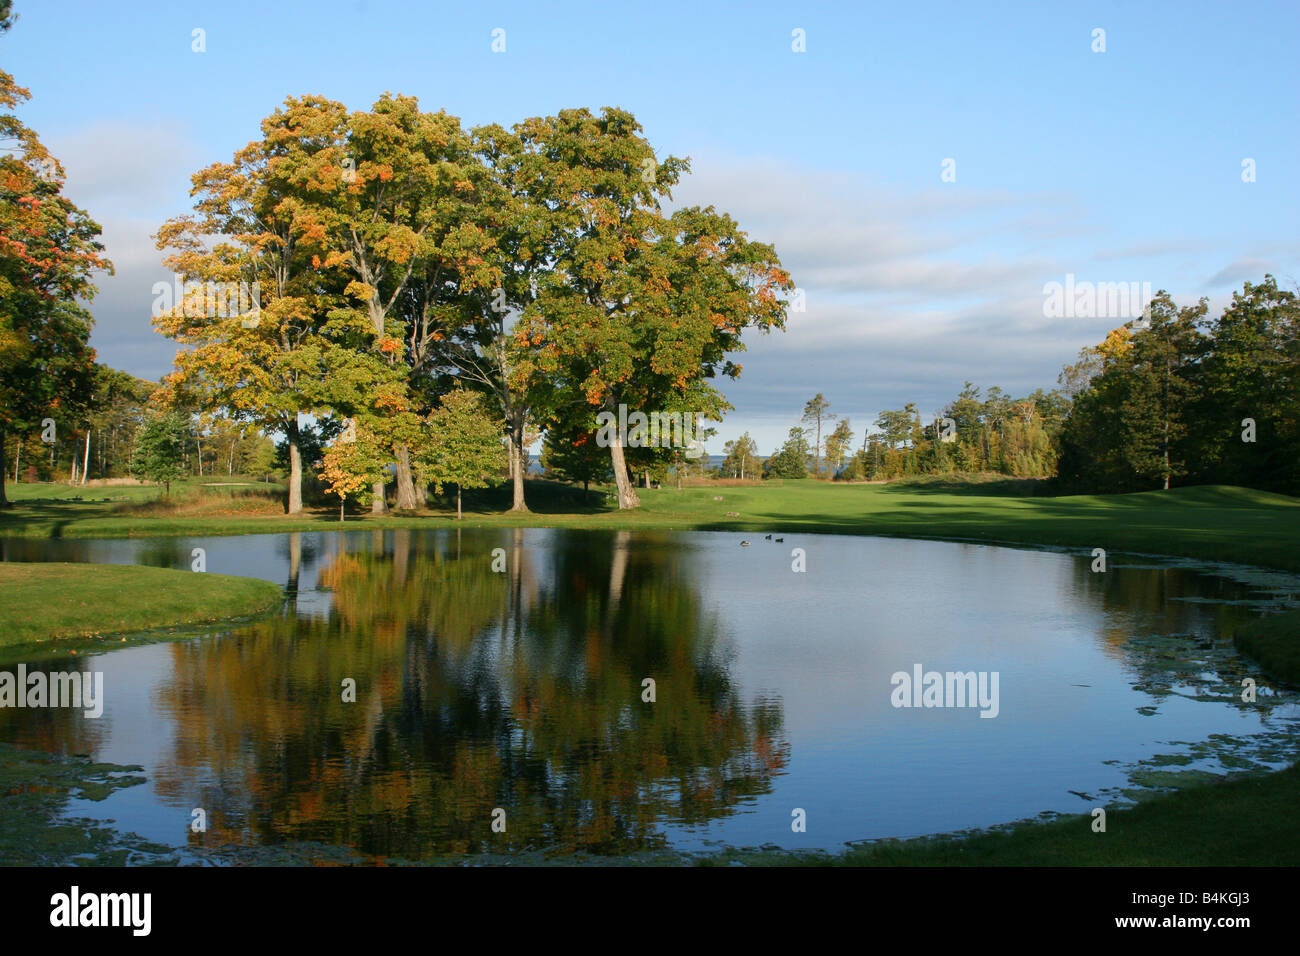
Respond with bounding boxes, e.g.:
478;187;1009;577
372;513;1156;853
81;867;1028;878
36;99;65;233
373;391;407;413
377;336;403;355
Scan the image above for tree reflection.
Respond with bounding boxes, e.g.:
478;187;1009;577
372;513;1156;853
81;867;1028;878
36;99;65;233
152;529;788;859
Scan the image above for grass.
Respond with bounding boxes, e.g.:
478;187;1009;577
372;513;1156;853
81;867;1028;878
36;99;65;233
1233;609;1300;685
0;562;283;649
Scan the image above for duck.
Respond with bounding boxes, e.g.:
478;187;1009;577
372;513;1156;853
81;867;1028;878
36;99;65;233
740;540;751;547
764;534;772;540
774;537;784;543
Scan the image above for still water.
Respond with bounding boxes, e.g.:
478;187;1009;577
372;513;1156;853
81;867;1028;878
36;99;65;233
2;529;1298;862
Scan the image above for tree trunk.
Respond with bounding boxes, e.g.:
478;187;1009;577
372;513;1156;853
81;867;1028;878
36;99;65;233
286;416;304;514
0;428;8;506
456;485;462;520
1162;418;1171;490
394;446;418;510
82;430;91;485
608;432;640;509
507;418;528;512
371;480;387;514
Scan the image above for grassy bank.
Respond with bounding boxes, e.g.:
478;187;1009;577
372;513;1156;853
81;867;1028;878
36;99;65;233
1233;609;1300;685
0;562;283;648
4;477;1299;574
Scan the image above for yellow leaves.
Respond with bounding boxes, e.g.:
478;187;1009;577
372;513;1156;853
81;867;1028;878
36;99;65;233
1098;326;1133;360
345;280;376;302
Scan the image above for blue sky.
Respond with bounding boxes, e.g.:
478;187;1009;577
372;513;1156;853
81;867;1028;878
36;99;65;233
4;0;1297;452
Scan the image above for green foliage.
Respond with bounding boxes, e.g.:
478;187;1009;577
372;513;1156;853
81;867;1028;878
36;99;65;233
541;422;612;493
417;389;506;515
1058;276;1298;495
763;427;809;479
721;432;759;479
130;412;189;493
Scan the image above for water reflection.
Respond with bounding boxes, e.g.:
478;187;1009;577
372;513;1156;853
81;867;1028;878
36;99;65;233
149;529;787;859
1;530;1297;860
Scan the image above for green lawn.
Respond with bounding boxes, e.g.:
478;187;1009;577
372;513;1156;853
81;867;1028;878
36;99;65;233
1234;609;1300;684
0;562;282;649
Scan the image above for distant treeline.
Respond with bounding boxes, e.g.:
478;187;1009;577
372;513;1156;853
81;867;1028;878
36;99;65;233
723;275;1298;497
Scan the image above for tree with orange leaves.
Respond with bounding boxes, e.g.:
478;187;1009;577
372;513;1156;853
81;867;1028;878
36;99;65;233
0;36;112;506
508;109;793;508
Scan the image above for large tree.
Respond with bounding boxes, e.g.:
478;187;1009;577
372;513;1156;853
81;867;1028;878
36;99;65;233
269;94;498;512
0;57;111;505
801;394;831;476
1186;275;1298;493
153;96;395;514
511;108;791;509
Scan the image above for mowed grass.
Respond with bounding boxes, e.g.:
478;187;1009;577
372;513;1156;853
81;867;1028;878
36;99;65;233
1234;609;1300;685
0;562;283;647
4;477;1299;574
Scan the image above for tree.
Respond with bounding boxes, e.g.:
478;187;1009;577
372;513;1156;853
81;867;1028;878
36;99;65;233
802;394;831;476
132;412;187;495
276;94;497;513
418;389;506;519
823;418;853;475
763;427;809;479
1120;293;1205;489
1187;275;1298;493
418;121;535;515
510;108;791;509
874;405;916;450
1057;293;1209;492
319;419;386;520
153;95;395;515
721;432;758;479
0;57;112;505
541;421;612;500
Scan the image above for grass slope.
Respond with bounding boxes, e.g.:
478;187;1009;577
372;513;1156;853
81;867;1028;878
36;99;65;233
0;562;282;647
1233;609;1300;685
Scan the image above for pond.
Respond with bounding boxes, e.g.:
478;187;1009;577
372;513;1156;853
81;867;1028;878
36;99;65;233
2;528;1298;863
